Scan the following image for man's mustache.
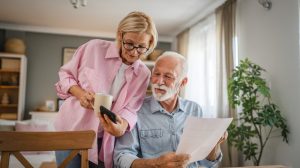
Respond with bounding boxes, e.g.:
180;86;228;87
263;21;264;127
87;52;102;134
152;84;168;91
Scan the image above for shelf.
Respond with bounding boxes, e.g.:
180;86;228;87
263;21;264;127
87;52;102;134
0;52;25;58
0;85;19;89
0;53;27;121
0;69;20;73
0;113;17;120
0;104;18;107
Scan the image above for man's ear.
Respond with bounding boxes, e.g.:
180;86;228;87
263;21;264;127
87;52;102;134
180;77;188;88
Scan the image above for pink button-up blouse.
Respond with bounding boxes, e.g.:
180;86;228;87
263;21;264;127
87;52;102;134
54;39;150;168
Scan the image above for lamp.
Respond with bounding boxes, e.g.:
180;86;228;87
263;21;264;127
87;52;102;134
258;0;272;10
70;0;87;8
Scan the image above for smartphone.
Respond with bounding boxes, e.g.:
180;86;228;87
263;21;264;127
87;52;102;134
100;106;117;124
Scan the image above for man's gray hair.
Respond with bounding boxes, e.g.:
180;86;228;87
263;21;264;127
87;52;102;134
156;51;188;80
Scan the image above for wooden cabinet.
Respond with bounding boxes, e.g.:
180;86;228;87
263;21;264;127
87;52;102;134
0;53;27;120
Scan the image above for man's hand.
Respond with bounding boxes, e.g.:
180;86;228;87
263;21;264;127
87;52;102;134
131;152;190;168
206;131;228;161
99;114;128;137
155;152;190;168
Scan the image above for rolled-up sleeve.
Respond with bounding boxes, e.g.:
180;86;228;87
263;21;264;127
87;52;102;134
114;127;140;168
190;152;223;168
118;73;150;131
55;44;86;99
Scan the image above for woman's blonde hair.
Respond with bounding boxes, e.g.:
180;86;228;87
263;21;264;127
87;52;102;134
116;11;158;55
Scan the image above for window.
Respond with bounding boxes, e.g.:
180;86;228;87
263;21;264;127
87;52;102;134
185;14;217;118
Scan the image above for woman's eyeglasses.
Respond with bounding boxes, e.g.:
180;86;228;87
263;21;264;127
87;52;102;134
122;41;149;54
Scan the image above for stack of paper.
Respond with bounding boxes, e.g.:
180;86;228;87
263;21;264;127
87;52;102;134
176;117;233;163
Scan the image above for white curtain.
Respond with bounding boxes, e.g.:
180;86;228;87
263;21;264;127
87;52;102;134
184;0;238;165
185;14;217;118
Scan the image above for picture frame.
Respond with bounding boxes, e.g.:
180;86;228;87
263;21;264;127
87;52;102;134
62;47;77;65
57;98;65;111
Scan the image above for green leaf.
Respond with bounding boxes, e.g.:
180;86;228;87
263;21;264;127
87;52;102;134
227;58;289;165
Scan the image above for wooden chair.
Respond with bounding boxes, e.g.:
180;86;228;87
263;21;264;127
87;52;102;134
0;130;95;168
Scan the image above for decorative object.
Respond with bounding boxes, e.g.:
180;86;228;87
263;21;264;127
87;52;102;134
148;49;163;61
227;58;289;166
1;93;9;105
34;100;56;112
45;100;56;112
70;0;87;8
11;74;19;85
140;54;148;61
57;98;65;111
62;47;77;65
258;0;272;10
0;73;10;85
4;38;26;54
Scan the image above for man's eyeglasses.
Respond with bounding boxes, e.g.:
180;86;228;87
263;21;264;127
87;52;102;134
122;41;149;54
151;72;176;82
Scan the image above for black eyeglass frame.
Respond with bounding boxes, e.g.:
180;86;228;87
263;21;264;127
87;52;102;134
122;41;149;54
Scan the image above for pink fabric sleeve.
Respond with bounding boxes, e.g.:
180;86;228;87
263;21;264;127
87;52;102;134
55;44;86;99
118;73;150;131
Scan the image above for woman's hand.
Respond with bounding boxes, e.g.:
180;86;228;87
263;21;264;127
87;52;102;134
99;114;128;137
79;91;94;109
69;85;94;109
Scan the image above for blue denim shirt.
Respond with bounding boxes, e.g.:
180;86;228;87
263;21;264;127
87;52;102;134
113;96;222;168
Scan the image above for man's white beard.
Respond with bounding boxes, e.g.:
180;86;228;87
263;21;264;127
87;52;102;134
152;83;180;101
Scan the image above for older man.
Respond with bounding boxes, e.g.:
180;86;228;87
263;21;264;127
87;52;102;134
113;51;224;168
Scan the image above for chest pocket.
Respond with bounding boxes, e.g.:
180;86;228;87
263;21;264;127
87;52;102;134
139;129;167;156
79;67;102;92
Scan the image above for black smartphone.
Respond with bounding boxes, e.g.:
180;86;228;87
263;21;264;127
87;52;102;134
100;106;117;124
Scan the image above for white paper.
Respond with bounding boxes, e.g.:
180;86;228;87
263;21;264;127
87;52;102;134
176;117;232;163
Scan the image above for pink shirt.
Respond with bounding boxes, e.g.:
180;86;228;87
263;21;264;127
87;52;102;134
54;39;150;168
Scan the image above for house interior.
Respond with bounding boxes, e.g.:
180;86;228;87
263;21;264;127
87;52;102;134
0;0;299;167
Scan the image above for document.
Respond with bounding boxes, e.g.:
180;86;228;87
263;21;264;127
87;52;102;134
176;117;232;163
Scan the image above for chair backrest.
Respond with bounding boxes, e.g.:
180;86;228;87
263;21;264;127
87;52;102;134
0;130;95;168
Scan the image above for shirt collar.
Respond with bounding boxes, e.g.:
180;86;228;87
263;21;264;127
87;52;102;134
177;97;185;112
130;59;140;76
150;96;163;113
150;96;185;114
105;43;140;76
105;43;120;59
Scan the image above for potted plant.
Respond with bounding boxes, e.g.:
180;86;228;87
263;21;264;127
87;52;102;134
227;58;289;166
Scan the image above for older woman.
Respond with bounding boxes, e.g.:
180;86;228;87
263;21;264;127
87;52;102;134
54;11;157;168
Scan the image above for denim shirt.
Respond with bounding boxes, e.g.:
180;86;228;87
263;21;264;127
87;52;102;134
113;96;222;168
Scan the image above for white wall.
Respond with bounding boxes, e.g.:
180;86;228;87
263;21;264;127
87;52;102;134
237;0;300;167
